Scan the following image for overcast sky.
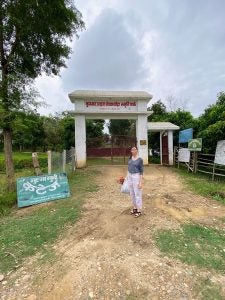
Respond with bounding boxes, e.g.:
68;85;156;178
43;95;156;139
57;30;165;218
36;0;225;117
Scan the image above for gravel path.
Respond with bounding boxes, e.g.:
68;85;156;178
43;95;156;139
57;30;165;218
1;165;225;300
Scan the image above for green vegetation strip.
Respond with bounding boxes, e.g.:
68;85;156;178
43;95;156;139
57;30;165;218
194;278;224;300
0;152;47;171
155;224;225;272
0;169;35;216
0;169;99;274
174;167;225;205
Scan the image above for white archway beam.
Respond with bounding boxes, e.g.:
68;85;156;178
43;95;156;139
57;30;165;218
69;90;153;168
69;90;152;102
71;111;152;120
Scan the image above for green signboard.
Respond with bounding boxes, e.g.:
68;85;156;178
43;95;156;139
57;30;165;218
188;138;202;151
17;173;70;208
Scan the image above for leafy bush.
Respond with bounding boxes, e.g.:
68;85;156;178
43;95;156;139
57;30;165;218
0;153;47;172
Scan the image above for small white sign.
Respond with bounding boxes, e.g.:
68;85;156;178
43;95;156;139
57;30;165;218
178;148;190;163
214;140;225;165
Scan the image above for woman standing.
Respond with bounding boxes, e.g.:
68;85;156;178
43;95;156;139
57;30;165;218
127;146;143;217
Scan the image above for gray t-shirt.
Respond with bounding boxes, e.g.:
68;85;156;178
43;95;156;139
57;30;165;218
128;157;143;175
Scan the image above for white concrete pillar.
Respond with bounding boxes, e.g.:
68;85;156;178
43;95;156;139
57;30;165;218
168;130;174;165
159;131;162;165
75;115;86;168
136;114;148;165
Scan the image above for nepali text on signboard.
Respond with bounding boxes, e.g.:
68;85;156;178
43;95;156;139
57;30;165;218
84;100;137;112
17;173;70;208
214;140;225;166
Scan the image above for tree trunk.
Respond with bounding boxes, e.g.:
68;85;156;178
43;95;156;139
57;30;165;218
3;129;15;191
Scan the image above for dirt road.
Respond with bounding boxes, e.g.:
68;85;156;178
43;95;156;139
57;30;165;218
1;165;225;300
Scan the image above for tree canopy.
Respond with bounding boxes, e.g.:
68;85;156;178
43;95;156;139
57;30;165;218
108;120;135;136
0;0;84;189
197;92;225;153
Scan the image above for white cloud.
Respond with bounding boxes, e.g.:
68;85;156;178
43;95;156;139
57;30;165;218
35;75;73;115
35;0;225;117
62;8;147;91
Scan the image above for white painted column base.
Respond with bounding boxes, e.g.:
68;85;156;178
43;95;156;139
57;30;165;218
168;130;174;165
160;131;163;165
136;114;148;165
75;115;86;168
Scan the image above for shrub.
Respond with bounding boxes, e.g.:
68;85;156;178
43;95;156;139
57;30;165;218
0;155;47;172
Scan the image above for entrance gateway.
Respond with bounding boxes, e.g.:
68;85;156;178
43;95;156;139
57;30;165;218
69;90;179;168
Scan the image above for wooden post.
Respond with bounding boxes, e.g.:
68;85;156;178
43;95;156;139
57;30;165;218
62;150;66;173
47;150;52;174
212;163;216;181
194;152;198;173
32;152;42;175
71;147;76;171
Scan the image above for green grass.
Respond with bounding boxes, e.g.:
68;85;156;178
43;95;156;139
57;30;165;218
0;169;36;216
0;152;48;215
0;152;47;172
0;152;47;160
174;167;225;205
194;278;224;300
149;156;160;164
0;168;99;274
155;223;225;272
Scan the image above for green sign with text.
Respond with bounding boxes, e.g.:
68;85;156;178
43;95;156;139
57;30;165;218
17;173;70;208
188;138;202;151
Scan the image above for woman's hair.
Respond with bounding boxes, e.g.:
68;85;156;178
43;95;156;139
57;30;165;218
131;145;138;150
129;145;138;159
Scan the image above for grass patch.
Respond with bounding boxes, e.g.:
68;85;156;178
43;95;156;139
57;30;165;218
174;167;225;205
0;169;36;216
0;192;17;216
0;152;47;160
155;223;225;272
149;156;160;164
194;278;224;300
0;168;99;274
0;152;47;171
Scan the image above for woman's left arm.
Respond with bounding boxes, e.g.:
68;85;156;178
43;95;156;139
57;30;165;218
138;158;144;189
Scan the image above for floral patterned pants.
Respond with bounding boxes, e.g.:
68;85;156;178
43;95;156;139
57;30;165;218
128;172;142;210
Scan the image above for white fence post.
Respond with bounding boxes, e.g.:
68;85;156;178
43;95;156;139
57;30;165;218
70;147;76;171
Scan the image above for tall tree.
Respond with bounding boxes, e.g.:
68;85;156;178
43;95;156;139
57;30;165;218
0;0;84;190
86;120;105;139
43;115;63;151
148;100;167;121
59;114;75;150
13;111;45;151
197;92;225;153
85;119;105;147
165;109;195;130
147;100;168;151
108;120;135;136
